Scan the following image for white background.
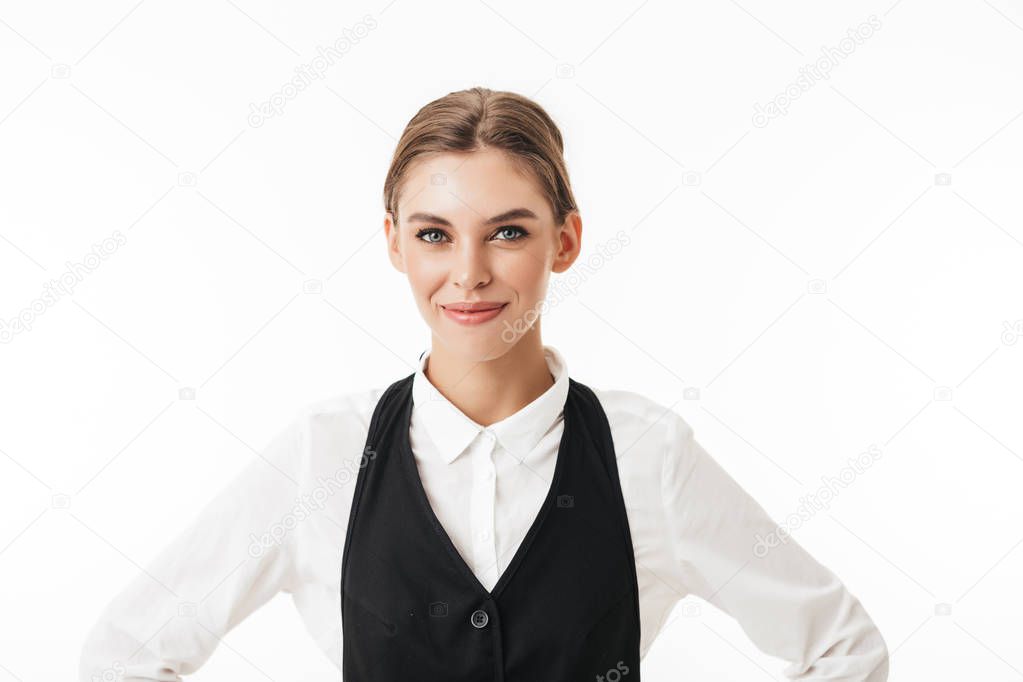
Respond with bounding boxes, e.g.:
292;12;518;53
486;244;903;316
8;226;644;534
2;0;1022;679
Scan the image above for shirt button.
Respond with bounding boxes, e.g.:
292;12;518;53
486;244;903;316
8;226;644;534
470;609;489;628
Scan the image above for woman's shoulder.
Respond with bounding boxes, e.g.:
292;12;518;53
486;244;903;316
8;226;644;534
292;385;389;432
585;382;690;425
584;382;695;449
278;386;392;471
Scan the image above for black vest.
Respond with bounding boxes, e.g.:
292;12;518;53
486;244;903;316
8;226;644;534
341;373;641;681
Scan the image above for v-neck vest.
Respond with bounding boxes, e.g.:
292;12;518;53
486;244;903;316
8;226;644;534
341;373;641;681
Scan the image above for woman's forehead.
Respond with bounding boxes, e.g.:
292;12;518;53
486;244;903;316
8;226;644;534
399;152;551;223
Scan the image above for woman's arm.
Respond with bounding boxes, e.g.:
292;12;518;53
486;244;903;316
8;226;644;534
661;412;889;680
78;414;305;681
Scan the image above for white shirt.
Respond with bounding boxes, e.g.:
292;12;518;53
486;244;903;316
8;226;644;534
78;345;889;681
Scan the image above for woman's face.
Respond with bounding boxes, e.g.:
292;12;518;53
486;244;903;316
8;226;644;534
385;147;580;363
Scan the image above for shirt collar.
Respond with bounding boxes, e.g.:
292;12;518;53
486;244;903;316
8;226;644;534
410;345;569;465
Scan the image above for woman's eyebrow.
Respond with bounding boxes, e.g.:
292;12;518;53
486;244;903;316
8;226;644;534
406;207;539;227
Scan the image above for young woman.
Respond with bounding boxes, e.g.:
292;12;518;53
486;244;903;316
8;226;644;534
80;87;889;681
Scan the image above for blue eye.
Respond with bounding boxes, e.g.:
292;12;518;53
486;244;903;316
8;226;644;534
413;225;529;245
493;226;528;241
415;228;447;244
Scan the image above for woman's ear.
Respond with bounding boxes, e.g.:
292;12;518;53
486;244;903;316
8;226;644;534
552;210;582;274
384;211;406;274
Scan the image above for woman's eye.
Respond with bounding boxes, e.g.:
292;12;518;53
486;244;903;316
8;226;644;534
493;226;528;241
415;226;528;245
415;228;447;244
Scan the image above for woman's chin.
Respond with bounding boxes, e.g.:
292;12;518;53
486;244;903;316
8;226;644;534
435;332;515;363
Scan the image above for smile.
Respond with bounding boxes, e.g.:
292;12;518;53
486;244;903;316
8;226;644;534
441;303;508;326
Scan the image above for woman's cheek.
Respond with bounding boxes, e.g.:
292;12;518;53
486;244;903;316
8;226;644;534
406;259;445;300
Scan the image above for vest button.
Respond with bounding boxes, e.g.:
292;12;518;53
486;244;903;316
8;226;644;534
470;609;489;628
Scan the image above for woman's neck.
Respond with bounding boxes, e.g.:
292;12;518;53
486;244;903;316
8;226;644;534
424;334;555;427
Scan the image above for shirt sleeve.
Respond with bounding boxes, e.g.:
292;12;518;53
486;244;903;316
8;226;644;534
78;413;306;682
660;412;889;680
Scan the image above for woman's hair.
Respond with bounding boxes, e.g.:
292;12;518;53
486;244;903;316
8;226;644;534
383;86;577;227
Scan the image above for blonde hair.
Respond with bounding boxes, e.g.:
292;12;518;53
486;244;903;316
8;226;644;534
383;86;577;226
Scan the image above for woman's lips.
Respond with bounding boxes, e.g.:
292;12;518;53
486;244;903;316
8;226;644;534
441;303;507;325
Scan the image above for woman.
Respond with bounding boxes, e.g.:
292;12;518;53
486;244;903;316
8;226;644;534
79;87;889;681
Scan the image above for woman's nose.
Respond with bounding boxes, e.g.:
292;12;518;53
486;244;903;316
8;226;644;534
452;243;491;289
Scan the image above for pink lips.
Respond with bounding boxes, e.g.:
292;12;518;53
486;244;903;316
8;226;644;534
441;302;507;326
